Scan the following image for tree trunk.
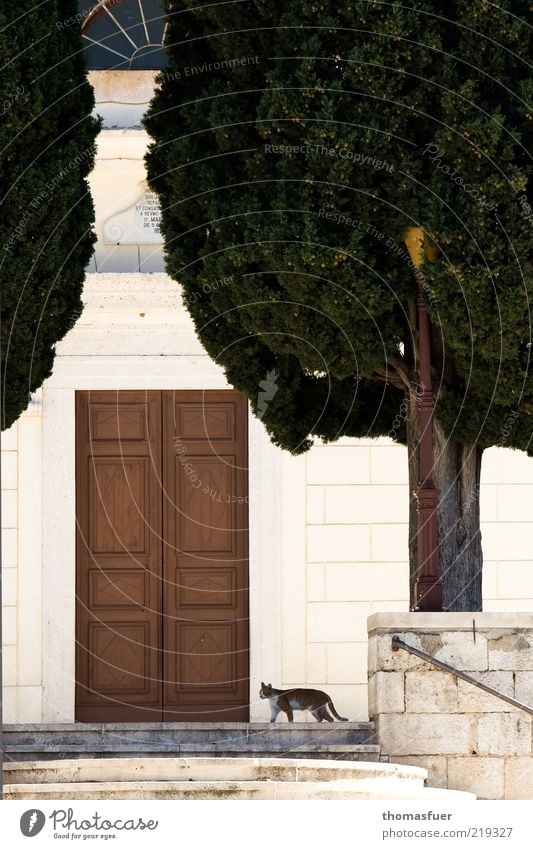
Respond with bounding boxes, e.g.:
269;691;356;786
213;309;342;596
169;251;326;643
407;393;483;611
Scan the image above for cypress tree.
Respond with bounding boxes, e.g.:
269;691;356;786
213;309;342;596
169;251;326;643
145;0;532;610
1;0;100;429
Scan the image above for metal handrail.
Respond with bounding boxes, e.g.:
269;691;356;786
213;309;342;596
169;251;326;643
391;635;533;716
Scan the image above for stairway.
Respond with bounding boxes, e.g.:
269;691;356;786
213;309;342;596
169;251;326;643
3;757;475;800
2;722;379;762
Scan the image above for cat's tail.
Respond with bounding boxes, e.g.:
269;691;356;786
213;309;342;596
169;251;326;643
328;700;349;721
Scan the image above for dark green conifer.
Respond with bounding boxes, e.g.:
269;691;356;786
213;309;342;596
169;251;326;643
1;0;100;428
145;1;532;609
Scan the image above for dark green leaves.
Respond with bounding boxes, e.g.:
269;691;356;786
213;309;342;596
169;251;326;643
145;1;532;453
1;0;99;429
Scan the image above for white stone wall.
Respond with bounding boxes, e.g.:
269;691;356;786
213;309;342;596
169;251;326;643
88;71;157;130
1;274;283;723
281;440;533;721
481;450;533;609
1;394;43;722
1;420;18;720
278;440;408;721
3;71;533;724
86;129;165;274
368;613;533;799
84;72;165;274
2;275;533;723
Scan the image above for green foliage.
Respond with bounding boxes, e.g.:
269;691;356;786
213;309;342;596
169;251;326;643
0;0;99;429
145;0;532;454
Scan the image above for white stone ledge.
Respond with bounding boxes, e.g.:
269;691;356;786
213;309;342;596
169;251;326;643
84;272;174;289
94;128;148;160
45;356;225;388
56;328;203;356
368;612;533;634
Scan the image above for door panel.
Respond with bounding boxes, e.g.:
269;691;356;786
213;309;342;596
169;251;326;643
75;390;249;722
162;391;249;721
178;623;236;691
177;456;235;552
76;391;162;722
89;458;148;553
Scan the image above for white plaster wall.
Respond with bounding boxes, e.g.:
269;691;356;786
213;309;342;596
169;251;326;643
85;71;165;274
3;273;283;724
87;129;165;274
89;71;157;129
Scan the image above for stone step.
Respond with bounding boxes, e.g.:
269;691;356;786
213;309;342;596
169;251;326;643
4;779;475;801
3;722;375;761
4;745;380;761
4;757;476;800
5;757;413;786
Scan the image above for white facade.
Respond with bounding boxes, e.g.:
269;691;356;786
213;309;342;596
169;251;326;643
2;70;533;725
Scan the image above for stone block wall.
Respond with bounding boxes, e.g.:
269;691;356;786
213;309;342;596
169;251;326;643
1;394;43;722
368;613;533;800
295;440;533;720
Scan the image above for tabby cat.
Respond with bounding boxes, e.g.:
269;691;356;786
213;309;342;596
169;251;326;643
260;682;349;722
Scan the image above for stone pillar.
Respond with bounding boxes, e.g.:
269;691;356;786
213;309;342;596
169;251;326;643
368;613;533;800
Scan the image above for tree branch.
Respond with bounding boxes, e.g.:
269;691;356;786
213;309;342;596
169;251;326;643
373;367;406;390
387;355;414;391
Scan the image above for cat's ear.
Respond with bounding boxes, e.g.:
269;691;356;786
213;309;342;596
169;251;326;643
268;683;272;688
261;681;265;687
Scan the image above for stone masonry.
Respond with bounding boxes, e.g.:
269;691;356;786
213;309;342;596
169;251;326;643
368;613;533;800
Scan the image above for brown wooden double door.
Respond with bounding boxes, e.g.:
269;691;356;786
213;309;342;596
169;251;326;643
76;390;249;722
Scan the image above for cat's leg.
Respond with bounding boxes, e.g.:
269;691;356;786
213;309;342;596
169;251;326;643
315;705;333;721
270;703;281;723
279;696;293;722
320;706;334;722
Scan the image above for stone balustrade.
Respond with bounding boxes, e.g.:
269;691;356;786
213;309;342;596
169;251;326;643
368;613;533;800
